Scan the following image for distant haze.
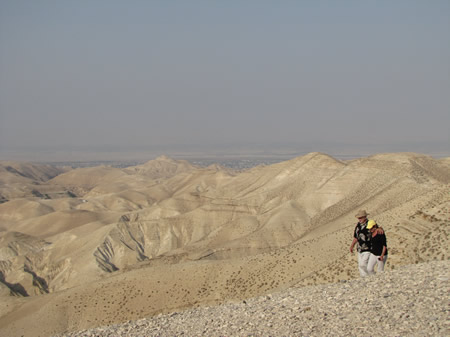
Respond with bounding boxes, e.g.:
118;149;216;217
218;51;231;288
1;1;449;161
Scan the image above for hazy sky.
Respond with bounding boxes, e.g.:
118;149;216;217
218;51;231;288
1;0;449;160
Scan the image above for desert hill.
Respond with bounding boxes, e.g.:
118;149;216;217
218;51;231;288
51;260;450;337
0;161;69;203
124;155;198;179
0;152;449;337
440;156;450;166
0;161;67;184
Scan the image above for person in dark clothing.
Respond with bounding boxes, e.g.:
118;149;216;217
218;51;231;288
366;220;388;274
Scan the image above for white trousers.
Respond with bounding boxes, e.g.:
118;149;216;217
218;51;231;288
367;253;388;275
358;251;371;277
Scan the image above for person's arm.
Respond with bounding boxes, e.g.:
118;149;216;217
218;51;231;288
378;234;387;260
379;246;387;261
350;237;358;253
376;227;384;235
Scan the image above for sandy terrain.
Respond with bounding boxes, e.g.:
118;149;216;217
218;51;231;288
0;152;449;337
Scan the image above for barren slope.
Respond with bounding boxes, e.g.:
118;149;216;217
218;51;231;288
0;161;69;202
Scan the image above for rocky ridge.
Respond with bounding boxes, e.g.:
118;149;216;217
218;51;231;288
53;259;449;337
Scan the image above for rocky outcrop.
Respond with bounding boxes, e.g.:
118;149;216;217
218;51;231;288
0;232;78;296
0;232;50;260
94;237;120;272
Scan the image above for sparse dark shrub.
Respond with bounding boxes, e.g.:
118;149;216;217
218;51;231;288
31;189;44;198
67;191;77;198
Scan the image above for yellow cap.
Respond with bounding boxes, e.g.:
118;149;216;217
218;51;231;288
367;219;377;230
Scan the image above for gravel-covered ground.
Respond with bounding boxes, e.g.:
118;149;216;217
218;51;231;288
55;260;449;337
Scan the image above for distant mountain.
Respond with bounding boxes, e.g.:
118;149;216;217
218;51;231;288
0;161;68;183
125;155;198;179
0;161;69;202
